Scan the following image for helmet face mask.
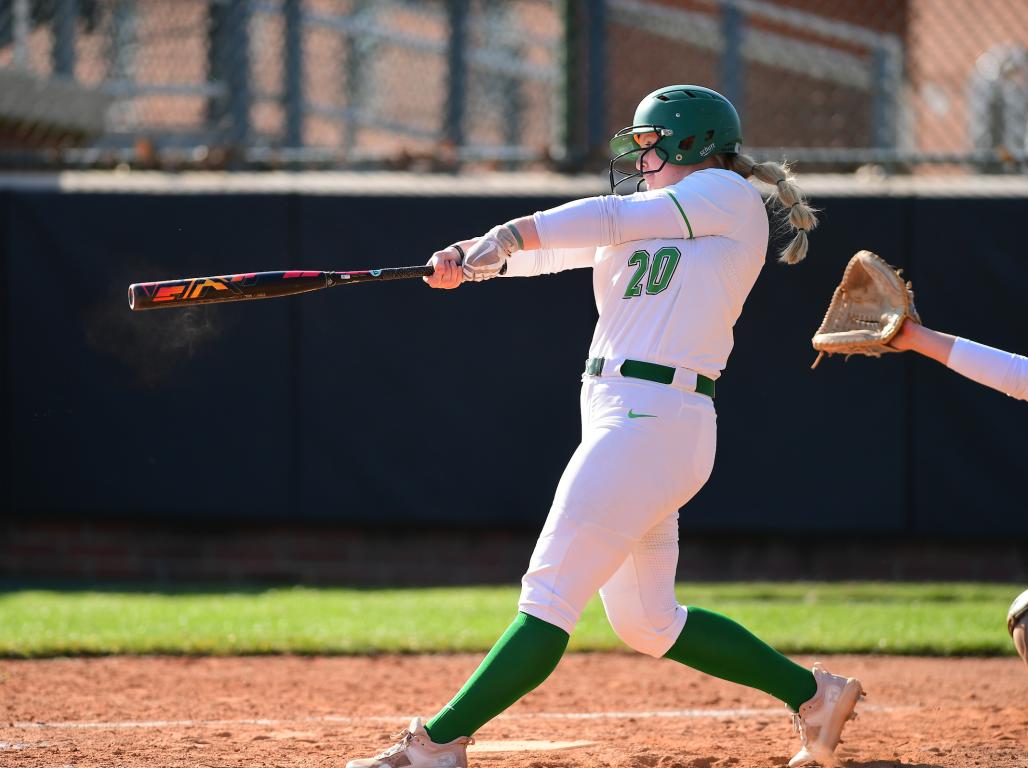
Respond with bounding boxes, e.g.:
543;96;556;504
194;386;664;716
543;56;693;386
608;126;672;193
608;85;742;194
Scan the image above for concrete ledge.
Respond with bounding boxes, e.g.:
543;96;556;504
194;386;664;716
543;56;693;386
0;170;1027;197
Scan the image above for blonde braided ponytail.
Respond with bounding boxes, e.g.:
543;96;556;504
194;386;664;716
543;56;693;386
725;153;817;265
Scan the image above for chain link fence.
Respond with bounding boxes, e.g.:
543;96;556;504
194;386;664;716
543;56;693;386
0;0;1025;173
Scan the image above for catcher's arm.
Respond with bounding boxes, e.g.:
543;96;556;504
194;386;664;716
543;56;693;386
891;320;1028;401
888;320;956;364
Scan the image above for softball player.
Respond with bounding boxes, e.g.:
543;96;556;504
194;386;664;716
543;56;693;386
348;85;862;768
890;320;1028;400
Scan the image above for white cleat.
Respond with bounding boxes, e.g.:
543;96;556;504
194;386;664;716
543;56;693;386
788;662;866;767
346;717;474;768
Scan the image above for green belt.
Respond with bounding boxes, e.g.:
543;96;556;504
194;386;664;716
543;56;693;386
585;357;715;399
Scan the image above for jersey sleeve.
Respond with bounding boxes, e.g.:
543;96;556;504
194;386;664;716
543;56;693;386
533;191;688;250
531;170;764;252
946;337;1028;401
663;169;762;240
502;246;597;278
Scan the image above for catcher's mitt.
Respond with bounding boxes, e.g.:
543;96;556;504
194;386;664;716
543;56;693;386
1008;589;1028;668
810;250;920;369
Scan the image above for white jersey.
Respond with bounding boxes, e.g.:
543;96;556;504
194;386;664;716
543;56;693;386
504;169;769;380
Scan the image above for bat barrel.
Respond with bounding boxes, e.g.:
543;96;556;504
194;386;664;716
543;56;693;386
128;281;182;311
128;271;329;311
128;265;434;311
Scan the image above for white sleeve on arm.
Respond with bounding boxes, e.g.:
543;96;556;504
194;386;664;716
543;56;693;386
502;246;596;278
664;170;744;239
533;191;689;249
946;337;1028;401
531;171;746;250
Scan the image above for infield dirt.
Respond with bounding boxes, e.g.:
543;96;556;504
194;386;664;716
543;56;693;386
1;654;1025;767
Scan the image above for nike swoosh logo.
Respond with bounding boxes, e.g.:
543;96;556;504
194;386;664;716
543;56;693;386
627;409;657;419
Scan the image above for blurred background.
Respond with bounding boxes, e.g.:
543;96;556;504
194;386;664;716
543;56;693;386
0;0;1026;173
1;0;1026;587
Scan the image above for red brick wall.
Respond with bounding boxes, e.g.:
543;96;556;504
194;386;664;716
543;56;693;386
3;521;1025;584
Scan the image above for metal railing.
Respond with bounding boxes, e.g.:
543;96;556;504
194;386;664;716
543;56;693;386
0;0;1024;173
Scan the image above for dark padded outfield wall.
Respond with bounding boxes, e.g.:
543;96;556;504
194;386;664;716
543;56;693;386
1;192;10;517
6;193;295;518
906;198;1028;535
2;186;1026;535
293;194;595;526
693;196;913;533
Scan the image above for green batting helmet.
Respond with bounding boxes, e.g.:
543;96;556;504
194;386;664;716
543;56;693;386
609;85;742;192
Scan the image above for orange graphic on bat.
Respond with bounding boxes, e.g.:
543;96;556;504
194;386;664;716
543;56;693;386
188;279;230;299
153;285;186;302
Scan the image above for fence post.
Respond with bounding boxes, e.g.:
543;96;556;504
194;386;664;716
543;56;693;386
207;0;252;150
284;0;304;147
556;0;583;166
343;1;377;152
13;0;30;70
110;0;138;80
483;2;523;168
226;0;252;150
871;45;896;150
207;2;228;138
53;0;78;77
720;1;744;116
109;0;138;128
585;0;606;157
445;0;469;150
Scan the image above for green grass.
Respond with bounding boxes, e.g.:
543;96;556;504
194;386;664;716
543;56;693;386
0;582;1020;658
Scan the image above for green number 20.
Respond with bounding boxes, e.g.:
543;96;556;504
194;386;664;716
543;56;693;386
622;246;682;299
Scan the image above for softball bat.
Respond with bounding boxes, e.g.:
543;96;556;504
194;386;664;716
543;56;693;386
128;265;435;311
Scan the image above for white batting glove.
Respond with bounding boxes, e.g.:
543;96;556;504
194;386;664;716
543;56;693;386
460;225;518;282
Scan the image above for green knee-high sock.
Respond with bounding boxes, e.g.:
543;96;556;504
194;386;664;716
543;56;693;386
664;606;816;712
425;612;568;744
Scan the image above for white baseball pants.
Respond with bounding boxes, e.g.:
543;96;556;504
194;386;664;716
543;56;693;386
518;376;717;657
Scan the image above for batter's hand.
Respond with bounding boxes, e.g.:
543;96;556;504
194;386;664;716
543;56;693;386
424;245;465;289
462;225;517;282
